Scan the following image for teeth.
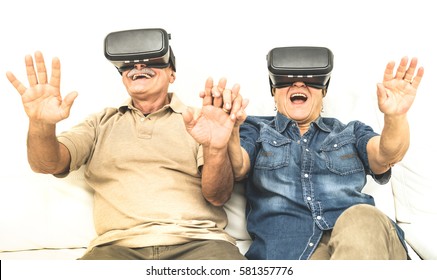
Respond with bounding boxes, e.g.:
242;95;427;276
290;92;308;103
132;73;151;80
129;68;156;80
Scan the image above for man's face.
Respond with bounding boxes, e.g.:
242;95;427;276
121;64;175;100
274;81;324;124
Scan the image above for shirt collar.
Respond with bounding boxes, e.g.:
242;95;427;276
274;112;331;133
117;92;187;114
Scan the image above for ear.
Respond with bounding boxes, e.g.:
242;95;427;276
170;71;176;83
322;88;327;97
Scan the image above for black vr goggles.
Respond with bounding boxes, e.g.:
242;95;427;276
104;28;176;74
267;46;334;95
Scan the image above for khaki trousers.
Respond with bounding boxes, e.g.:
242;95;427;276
310;204;407;260
79;240;246;260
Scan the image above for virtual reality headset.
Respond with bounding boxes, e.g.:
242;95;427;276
267;46;333;94
104;28;176;73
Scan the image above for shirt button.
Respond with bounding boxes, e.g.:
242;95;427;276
309;243;314;247
316;216;322;220
305;148;309;152
333;144;338;148
140;118;145;122
307;197;311;201
273;141;277;144
303;139;307;142
304;174;309;178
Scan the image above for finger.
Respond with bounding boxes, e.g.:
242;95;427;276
25;54;38;86
50;56;61;89
382;60;395;83
202;77;214;106
241;98;249;111
394;56;409;80
217;77;227;94
229;84;242;116
229;96;242;121
212;85;224;108
212;77;227;108
231;83;241;105
411;66;425;89
211;77;227;98
233;98;249;124
34;51;48;85
402;57;418;82
234;108;248;124
222;87;233;113
6;71;27;96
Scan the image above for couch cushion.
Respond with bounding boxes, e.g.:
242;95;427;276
399;223;435;260
223;182;252;254
0;167;96;252
390;92;436;223
0;248;87;260
390;92;436;259
0;166;252;255
392;161;436;224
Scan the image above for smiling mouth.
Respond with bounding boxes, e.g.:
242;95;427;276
127;68;156;81
290;93;308;103
132;73;152;80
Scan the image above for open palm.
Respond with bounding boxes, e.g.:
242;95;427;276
377;57;424;116
6;51;77;124
184;105;235;150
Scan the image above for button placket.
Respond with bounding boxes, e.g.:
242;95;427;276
301;139;314;212
137;113;154;139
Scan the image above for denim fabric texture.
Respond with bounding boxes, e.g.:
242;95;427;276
240;113;400;260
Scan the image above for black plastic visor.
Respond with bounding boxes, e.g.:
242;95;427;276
104;28;175;72
267;46;333;89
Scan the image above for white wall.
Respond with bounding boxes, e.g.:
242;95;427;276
1;0;435;175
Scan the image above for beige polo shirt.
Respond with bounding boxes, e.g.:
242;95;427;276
58;93;235;251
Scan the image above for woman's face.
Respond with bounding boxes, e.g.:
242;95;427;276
273;81;324;125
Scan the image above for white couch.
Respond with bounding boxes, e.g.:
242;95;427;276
0;163;427;260
0;153;431;260
0;87;435;260
0;165;253;259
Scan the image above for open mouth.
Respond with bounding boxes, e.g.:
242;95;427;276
127;68;156;81
290;93;308;103
132;73;152;80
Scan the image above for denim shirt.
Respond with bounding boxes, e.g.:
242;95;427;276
240;113;394;260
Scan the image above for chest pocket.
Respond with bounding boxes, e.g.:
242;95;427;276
255;137;291;170
321;136;364;175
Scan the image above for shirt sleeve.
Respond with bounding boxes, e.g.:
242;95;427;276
239;116;264;171
57;111;104;173
353;120;391;184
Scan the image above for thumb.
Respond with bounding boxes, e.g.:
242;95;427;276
61;91;78;118
376;83;388;105
182;106;196;131
64;91;78;106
